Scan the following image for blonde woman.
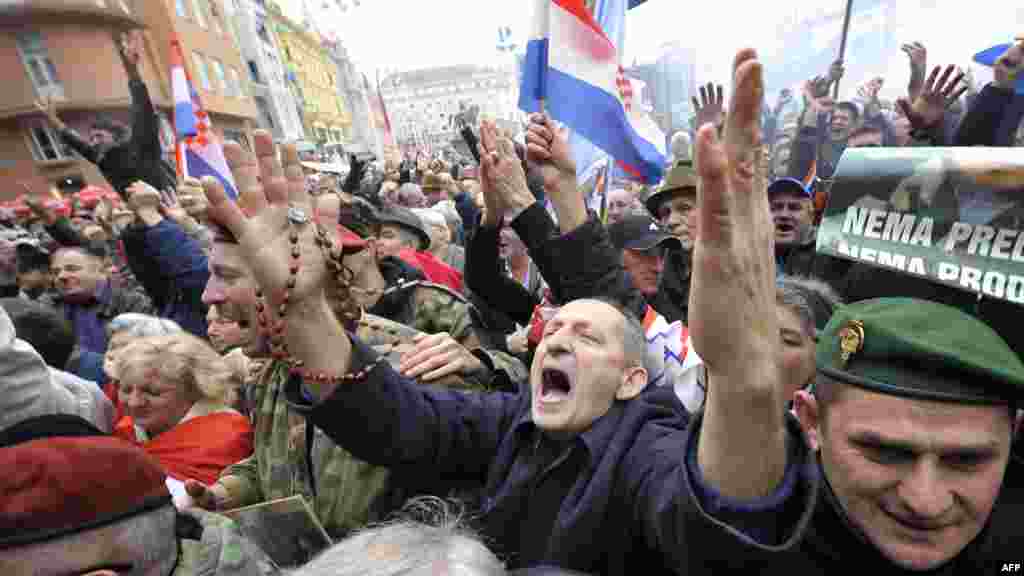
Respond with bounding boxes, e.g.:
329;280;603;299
113;332;253;487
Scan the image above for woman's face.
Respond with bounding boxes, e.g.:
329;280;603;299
119;367;196;437
777;304;817;406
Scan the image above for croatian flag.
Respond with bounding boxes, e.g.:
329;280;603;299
519;0;666;184
171;38;238;199
642;306;705;414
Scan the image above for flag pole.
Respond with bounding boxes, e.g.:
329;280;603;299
832;0;854;100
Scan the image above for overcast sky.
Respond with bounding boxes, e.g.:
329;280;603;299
293;0;1022;100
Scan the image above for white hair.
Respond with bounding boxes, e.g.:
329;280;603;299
293;497;504;576
107;313;183;340
670;131;692;162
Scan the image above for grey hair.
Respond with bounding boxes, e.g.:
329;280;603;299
575;298;644;368
775;275;843;339
0;504;178;575
293;497;505;576
107;313;183;340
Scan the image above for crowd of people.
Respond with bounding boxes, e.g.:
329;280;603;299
0;24;1023;576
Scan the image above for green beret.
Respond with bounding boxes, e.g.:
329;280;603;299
816;298;1024;405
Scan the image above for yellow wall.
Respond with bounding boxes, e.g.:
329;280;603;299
269;13;350;142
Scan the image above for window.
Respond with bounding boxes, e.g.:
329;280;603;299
247;60;262;84
254;97;275;129
16;32;63;99
210;58;226;93
191;52;211;91
27;123;67;161
228;66;244;97
175;0;188;17
189;0;207;27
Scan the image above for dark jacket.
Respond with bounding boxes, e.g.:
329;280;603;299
285;338;797;574
649;246;690;324
120;219;210;338
954;83;1024;147
57;77;175;195
682;410;1024;573
41;280;152;353
512;204;648;322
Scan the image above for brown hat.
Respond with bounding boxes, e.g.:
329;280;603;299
645;160;698;216
0;430;171;549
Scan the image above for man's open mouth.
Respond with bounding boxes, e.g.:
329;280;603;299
540;367;573;402
775;221;796;234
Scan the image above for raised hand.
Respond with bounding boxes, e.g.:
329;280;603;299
896;64;967;131
524;113;583;231
201;131;326;311
34;96;63;128
902;41;928;101
692;49;785;499
478;120;532;225
692;82;725;130
115;30;143;77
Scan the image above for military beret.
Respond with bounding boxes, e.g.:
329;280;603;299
0;429;172;549
817;298;1024;404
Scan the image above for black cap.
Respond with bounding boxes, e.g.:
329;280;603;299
608;214;682;252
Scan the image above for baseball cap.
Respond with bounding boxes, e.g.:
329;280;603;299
608;214;682;252
768;177;812;199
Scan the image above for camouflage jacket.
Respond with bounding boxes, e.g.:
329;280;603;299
174;507;279;576
218;313;489;540
369;279;528;385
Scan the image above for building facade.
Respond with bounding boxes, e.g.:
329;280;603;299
0;0;258;199
265;2;351;152
380;64;521;156
223;0;305;143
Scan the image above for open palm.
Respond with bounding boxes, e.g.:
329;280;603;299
202;131;328;309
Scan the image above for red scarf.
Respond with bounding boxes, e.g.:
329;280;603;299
113;412;253;485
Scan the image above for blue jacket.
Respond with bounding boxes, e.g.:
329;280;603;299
121;219;210;338
284;339;815;573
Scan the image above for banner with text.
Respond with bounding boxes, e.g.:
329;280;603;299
817;147;1024;305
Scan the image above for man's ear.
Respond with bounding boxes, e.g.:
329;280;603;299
793;390;821;451
615;366;648;401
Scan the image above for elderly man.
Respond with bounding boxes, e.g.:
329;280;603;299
641;161;699;323
0;415;276;575
185;135;515;541
606;214;681;318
